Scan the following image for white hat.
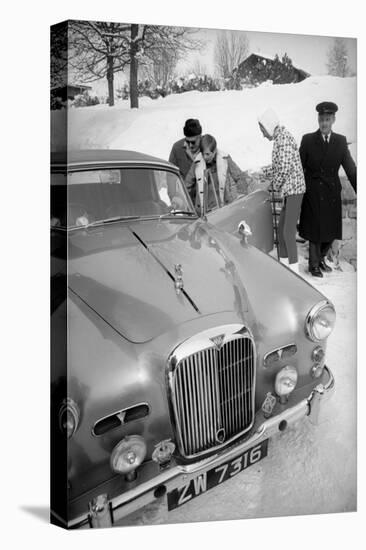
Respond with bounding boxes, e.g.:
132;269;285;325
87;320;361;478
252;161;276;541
258;108;280;137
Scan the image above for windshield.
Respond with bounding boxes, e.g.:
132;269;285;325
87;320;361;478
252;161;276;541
51;167;195;228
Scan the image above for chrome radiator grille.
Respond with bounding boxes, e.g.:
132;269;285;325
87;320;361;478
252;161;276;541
171;336;255;457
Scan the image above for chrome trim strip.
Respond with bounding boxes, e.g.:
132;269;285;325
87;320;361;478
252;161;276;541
169;324;247;365
52;161;179;172
263;343;297;367
68;366;335;529
92;402;150;437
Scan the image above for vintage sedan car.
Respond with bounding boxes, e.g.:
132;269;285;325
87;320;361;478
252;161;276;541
51;149;335;529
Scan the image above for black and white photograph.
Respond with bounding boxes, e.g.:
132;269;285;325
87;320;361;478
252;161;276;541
3;1;363;548
50;15;357;530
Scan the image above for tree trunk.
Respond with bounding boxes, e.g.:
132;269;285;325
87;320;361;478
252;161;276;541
130;24;139;109
107;55;114;106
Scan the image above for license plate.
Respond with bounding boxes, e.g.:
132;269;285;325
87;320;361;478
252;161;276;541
167;439;268;511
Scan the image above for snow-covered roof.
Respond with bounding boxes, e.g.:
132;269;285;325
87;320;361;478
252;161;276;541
247;51;275;61
237;52;310;77
51;84;92;91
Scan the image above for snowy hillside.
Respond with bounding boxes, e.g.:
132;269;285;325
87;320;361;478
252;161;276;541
56;75;357;172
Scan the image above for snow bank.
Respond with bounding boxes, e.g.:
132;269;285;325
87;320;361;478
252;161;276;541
62;76;356;172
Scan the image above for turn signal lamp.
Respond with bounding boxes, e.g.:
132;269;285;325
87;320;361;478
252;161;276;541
110;435;147;474
312;346;325;363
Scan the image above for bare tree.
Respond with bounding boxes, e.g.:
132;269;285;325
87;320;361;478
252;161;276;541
189;57;208;76
51;23;69;89
139;41;180;88
214;30;249;78
129;24;146;107
143;25;203;81
70;22;202;108
127;25;201;106
146;48;179;87
69;21;131;106
327;38;350;77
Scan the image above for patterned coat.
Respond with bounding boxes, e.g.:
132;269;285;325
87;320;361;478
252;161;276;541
263;125;305;197
185;150;248;211
298;130;357;242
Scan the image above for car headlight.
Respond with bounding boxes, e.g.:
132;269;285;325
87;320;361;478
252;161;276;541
275;366;298;400
110;435;147;474
305;300;336;341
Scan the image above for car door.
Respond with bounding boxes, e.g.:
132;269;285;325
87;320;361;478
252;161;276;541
206;189;274;254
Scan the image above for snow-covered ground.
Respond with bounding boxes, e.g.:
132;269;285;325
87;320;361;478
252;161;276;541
57;75;357;173
116;265;356;526
53;75;357;525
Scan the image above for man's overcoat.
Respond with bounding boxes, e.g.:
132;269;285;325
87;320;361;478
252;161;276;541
298;129;356;242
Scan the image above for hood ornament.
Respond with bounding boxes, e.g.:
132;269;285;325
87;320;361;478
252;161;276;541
210;334;225;350
174;264;184;295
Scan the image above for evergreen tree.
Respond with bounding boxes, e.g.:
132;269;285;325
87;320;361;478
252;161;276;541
327;38;350;77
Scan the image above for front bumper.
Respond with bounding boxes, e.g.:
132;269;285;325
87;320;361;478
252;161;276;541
53;365;334;529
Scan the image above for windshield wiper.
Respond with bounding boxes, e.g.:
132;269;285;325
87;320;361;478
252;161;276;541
159;210;197;219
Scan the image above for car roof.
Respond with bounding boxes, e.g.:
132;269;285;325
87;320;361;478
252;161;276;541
51;149;177;170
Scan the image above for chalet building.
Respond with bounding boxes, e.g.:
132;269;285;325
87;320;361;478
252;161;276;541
51;84;92;102
235;53;310;87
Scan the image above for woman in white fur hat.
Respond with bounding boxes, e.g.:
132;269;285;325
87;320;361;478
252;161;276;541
258;108;305;273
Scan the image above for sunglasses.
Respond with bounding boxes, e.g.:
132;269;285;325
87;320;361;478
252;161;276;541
185;137;200;148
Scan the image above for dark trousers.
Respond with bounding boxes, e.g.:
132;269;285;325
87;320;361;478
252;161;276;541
309;241;332;269
278;193;304;264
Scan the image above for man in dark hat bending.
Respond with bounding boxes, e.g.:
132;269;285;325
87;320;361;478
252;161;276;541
298;101;357;277
169;118;202;180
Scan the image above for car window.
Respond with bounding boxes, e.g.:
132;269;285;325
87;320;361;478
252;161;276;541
68;169;121;185
51;167;194;228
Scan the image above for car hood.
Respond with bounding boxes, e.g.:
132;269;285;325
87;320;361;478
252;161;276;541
67;219;249;343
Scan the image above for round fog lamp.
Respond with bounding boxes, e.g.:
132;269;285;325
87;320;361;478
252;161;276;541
275;366;298;397
110;435;147;474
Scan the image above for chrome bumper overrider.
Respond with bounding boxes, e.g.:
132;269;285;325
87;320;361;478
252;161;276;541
57;366;334;529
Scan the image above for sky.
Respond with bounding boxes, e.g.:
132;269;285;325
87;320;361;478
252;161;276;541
176;27;357;76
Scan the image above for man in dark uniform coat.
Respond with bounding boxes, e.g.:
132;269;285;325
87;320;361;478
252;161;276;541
299;102;357;277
